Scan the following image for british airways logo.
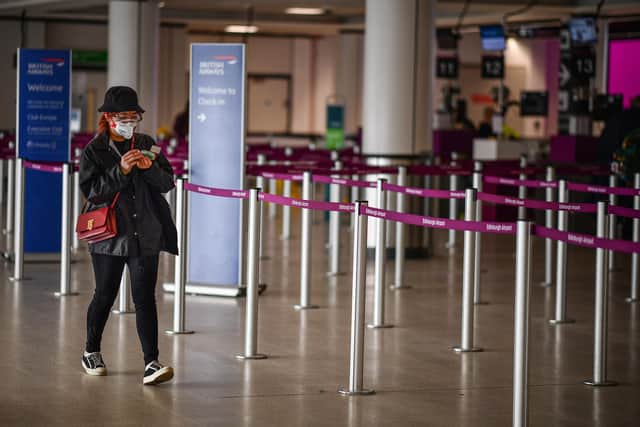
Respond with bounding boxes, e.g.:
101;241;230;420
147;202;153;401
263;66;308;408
42;57;65;67
214;55;237;65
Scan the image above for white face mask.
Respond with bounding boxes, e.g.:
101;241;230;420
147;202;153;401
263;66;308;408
114;121;136;139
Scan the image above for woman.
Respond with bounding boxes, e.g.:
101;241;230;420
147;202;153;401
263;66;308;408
79;86;178;385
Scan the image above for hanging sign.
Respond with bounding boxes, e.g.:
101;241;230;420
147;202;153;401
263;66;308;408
481;55;504;79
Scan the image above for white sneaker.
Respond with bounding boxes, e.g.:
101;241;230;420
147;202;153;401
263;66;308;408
143;360;174;385
82;352;107;376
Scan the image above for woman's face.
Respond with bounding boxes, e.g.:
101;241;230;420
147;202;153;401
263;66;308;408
108;111;141;139
108;111;141;126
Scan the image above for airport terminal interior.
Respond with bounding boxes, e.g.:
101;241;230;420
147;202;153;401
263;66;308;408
1;0;640;426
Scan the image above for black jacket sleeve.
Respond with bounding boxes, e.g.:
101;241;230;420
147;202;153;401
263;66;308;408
79;145;131;205
140;150;175;193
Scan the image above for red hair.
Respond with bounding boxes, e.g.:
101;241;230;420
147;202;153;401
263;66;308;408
98;113;111;134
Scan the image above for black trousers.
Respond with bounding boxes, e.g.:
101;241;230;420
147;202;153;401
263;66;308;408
86;253;160;365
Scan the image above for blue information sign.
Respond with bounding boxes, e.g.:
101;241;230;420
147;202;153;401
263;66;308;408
18;49;71;162
187;44;245;292
17;48;71;254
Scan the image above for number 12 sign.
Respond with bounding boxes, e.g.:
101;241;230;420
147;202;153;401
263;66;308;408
481;55;504;79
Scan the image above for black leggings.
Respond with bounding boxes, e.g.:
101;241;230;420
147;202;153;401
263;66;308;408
86;254;160;365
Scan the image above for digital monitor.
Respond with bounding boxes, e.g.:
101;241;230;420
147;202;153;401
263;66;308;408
520;91;549;116
593;94;623;121
437;28;458;50
480;25;506;51
569;17;597;45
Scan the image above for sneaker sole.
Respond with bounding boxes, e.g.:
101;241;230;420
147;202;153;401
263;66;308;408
82;360;107;376
143;367;174;385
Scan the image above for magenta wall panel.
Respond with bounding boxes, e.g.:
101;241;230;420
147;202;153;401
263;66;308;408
608;39;640;108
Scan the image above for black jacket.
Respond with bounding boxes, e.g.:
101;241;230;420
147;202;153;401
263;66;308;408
79;131;178;256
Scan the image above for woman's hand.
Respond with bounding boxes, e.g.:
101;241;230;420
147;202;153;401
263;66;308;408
120;150;144;175
136;156;153;170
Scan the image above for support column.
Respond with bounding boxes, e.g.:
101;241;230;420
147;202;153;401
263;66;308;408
108;0;159;135
362;0;435;155
336;31;363;136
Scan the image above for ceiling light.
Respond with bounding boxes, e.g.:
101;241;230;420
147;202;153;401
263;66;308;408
225;25;259;34
158;1;165;8
285;7;325;15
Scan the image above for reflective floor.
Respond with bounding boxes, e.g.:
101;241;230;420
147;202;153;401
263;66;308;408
0;210;638;426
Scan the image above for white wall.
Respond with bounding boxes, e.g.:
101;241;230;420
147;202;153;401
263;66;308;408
47;22;108;132
0;21;46;131
291;38;313;133
158;25;187;131
313;36;337;134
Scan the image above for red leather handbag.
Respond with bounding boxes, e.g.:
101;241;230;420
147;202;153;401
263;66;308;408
76;193;120;244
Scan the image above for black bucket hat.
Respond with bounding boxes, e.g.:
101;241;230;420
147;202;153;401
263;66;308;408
98;86;145;113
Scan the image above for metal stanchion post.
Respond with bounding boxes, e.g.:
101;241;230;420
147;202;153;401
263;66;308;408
166;179;194;334
112;269;134;314
281;178;292;240
423;159;433;252
608;174;617;271
446;173;458;249
5;157;14;235
55;164;76;297
473;162;487;305
10;158;24;282
369;179;392;328
236;188;267;360
628;173;640;303
518;155;527;219
453;189;482;353
584;202;617;386
268;164;277;219
350;174;359;231
295;172;318;310
541;166;555;287
328;160;343;276
512;220;532;427
391;166;408;290
550;180;574;324
256;154;267;260
71;167;81;252
339;200;374;396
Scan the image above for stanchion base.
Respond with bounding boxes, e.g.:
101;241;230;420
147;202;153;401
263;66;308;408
294;304;320;310
8;276;31;282
549;319;575;325
445;242;456;249
389;285;412;291
625;297;639;303
112;309;135;314
327;272;346;277
235;353;268;360
583;379;618;387
54;291;78;297
165;330;195;335
539;281;552;288
338;387;375;396
474;301;490;306
452;346;483;353
367;323;394;329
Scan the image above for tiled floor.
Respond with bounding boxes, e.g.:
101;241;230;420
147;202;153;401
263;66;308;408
0;210;638;426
